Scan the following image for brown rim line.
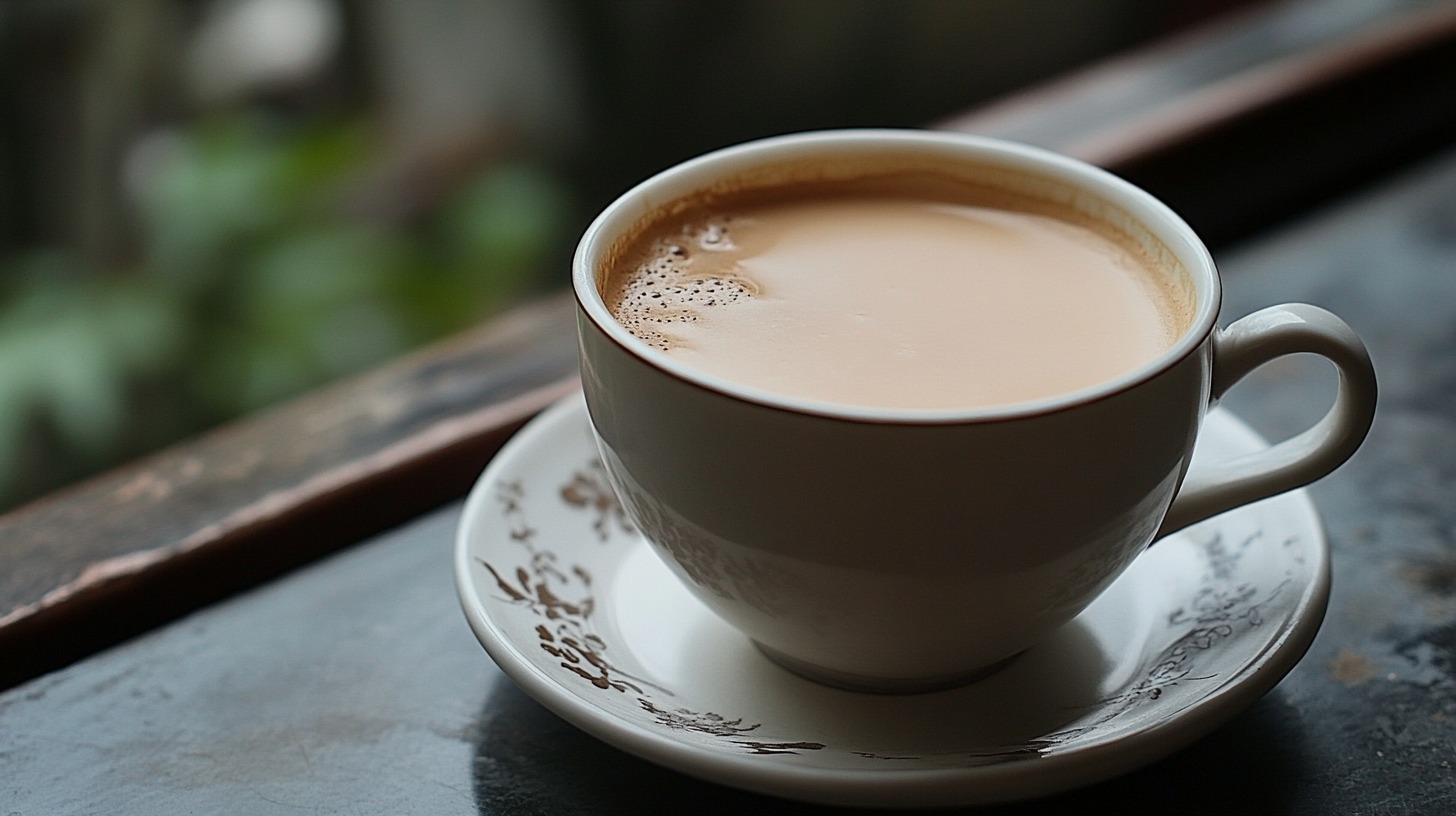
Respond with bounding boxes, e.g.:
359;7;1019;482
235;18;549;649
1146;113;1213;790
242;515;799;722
571;131;1220;425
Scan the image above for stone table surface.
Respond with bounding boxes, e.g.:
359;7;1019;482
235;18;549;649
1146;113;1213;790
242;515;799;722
3;147;1456;815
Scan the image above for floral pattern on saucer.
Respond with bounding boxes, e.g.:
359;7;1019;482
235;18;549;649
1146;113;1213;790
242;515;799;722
476;467;826;755
455;395;1329;805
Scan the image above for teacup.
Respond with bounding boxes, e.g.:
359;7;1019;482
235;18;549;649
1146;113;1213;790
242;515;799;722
571;130;1376;692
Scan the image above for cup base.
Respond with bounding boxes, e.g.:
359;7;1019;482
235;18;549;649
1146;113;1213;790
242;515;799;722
753;642;1021;694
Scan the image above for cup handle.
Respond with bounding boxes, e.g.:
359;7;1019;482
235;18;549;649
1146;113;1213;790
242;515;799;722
1155;303;1377;540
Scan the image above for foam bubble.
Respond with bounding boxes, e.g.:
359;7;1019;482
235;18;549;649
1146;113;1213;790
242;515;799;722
607;219;758;350
693;219;734;251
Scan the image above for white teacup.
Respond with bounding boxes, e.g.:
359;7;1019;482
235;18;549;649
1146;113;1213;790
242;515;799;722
572;130;1376;693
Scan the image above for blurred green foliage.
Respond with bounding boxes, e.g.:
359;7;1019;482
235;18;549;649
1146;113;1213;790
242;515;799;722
0;113;569;507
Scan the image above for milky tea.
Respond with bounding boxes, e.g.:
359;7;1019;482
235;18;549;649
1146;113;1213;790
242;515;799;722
600;170;1195;411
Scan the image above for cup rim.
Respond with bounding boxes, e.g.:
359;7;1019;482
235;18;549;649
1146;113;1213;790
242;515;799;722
572;128;1221;424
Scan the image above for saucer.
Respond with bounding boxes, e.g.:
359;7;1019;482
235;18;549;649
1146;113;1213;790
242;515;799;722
454;394;1329;808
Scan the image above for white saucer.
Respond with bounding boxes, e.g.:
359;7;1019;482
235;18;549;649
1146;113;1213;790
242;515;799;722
454;394;1330;808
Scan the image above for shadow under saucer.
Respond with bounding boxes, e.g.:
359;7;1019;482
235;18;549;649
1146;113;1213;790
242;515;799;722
467;676;1309;816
